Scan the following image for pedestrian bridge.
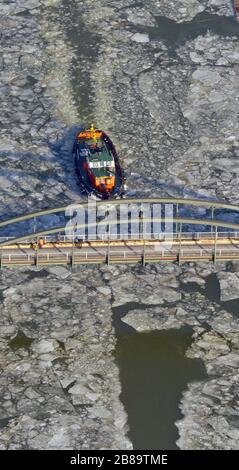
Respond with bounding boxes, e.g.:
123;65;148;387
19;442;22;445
0;197;239;267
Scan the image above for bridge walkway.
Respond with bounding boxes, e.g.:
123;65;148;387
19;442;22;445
1;236;239;267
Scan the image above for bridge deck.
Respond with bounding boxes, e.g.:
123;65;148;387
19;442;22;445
1;238;239;267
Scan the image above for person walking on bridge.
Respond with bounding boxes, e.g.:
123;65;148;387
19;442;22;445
38;237;45;249
30;240;38;252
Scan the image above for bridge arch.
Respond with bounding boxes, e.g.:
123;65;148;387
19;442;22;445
1;216;239;247
0;197;239;231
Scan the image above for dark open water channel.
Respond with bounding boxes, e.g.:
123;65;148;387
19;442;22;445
112;303;206;450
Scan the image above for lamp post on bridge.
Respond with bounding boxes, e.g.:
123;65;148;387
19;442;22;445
142;220;146;266
211;206;215;235
176;203;179;235
139;210;144;241
139;210;146;265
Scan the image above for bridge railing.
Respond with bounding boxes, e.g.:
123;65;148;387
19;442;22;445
1;231;239;245
1;247;239;266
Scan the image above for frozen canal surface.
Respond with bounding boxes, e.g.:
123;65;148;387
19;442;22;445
0;0;239;450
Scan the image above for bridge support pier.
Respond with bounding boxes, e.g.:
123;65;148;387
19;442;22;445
178;222;182;265
35;237;39;267
213;226;218;264
107;227;111;265
142;222;146;266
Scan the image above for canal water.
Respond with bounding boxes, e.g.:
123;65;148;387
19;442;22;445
112;303;206;450
53;0;238;449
